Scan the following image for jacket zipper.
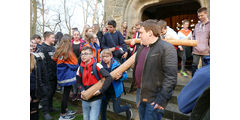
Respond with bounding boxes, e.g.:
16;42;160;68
140;47;150;101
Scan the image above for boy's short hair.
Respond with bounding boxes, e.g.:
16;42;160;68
43;31;54;39
108;20;117;28
100;49;112;57
81;46;93;54
142;19;160;37
197;7;208;13
31;34;41;40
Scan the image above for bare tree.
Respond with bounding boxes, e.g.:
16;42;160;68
30;0;38;37
63;0;75;35
42;0;45;33
79;0;91;25
45;13;62;33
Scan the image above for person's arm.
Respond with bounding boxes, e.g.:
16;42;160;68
177;65;210;114
95;63;113;93
118;31;128;52
76;67;85;92
154;45;178;108
101;33;110;50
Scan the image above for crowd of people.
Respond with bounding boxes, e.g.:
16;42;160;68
30;7;210;120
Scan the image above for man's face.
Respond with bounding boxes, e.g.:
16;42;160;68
46;34;55;45
73;31;80;40
198;11;208;22
81;50;93;63
102;54;112;64
139;26;151;46
108;25;115;33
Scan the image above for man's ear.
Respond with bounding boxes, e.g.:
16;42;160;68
148;30;153;37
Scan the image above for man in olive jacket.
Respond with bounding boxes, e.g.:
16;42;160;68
133;19;177;120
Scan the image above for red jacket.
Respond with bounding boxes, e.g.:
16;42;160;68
77;58;102;86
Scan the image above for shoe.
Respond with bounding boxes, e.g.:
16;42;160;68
72;94;77;101
126;108;133;120
43;113;53;120
50;107;59;112
59;114;75;120
181;71;188;77
39;104;42;109
66;110;76;115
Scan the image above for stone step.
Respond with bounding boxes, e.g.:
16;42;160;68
107;100;190;120
106;101;172;120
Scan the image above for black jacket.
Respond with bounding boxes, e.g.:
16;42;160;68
133;37;178;108
39;43;57;82
31;52;49;99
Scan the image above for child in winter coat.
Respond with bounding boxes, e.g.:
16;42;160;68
100;49;132;120
53;34;79;120
76;46;112;120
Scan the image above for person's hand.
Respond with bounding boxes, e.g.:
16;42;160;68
122;52;128;58
109;47;115;52
81;90;86;99
151;102;164;110
179;46;183;51
93;90;101;96
115;73;122;80
130;39;136;46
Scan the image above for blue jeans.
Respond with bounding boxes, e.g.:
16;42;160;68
82;99;102;120
136;88;140;107
138;102;164;120
100;95;130;120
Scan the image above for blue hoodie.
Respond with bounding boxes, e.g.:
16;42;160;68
101;58;127;98
177;56;210;114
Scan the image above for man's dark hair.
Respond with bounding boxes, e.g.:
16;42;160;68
142;19;160;37
108;20;117;28
31;34;41;40
81;46;93;54
43;31;54;39
197;7;208;13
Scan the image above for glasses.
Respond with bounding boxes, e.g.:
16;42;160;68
80;53;92;56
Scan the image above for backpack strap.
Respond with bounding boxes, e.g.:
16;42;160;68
80;66;83;78
92;62;101;80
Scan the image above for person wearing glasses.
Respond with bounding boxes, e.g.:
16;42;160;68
76;46;113;120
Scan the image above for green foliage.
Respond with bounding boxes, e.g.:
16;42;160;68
39;97;83;120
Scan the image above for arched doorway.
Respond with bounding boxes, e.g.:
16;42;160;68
141;1;201;32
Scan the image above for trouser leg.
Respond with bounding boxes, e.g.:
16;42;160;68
61;85;72;114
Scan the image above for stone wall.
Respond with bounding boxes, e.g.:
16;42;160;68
104;0;210;30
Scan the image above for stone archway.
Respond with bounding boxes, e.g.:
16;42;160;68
122;0;209;29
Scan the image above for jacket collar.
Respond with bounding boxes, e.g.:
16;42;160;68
80;58;95;68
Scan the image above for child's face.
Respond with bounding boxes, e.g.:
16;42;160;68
102;54;112;64
107;25;116;33
81;50;93;63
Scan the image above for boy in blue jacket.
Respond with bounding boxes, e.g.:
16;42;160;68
100;49;132;120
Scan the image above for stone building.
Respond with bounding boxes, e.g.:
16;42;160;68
104;0;210;31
